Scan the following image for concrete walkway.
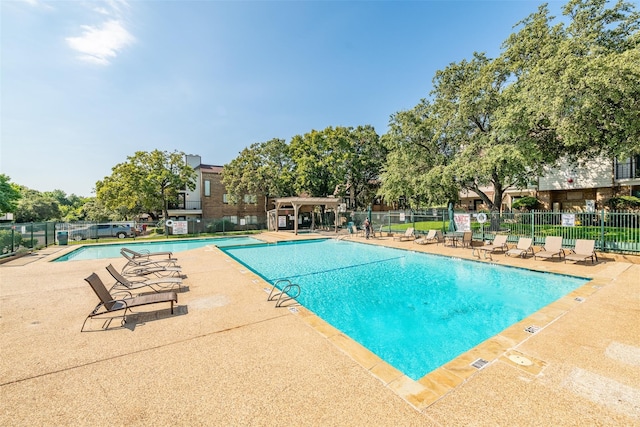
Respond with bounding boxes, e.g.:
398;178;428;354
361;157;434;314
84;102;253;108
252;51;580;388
1;232;638;426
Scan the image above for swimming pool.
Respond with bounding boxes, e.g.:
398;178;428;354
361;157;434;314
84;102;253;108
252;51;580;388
222;239;588;380
53;236;264;261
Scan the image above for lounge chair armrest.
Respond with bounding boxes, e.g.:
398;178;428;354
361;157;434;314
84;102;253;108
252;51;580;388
110;289;133;298
124;277;147;283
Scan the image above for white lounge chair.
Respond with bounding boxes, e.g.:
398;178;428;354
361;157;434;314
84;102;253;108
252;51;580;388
472;234;509;259
565;239;598;264
414;230;443;245
505;237;534;258
393;227;415;241
534;236;565;261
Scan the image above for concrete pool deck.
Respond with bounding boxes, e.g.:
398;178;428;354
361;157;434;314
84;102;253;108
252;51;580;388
1;232;638;425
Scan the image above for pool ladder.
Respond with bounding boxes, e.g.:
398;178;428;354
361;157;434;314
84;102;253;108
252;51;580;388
267;279;301;308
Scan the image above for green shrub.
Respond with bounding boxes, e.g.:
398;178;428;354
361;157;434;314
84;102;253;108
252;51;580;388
21;238;38;249
606;196;640;211
206;219;237;233
512;196;540;211
0;230;23;254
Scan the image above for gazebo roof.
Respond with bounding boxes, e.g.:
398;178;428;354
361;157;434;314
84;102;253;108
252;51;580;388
271;197;340;235
273;197;340;208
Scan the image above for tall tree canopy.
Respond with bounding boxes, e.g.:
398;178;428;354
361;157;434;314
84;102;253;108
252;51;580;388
222;138;295;212
0;174;21;214
382;54;538;211
14;188;61;222
96;150;196;220
289;126;385;207
380;0;639;211
501;0;640;159
339;125;387;208
289;128;344;198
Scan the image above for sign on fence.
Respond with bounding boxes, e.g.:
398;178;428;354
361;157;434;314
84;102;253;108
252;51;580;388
454;214;471;231
172;221;188;234
561;214;576;227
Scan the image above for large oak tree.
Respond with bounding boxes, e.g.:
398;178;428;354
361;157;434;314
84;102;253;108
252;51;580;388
96;150;196;220
380;0;639;213
222;138;295;212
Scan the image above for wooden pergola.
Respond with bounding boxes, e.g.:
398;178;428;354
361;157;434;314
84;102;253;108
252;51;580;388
272;197;340;235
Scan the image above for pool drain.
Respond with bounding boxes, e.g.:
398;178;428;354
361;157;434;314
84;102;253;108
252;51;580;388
574;297;585;302
508;354;533;366
524;325;541;334
471;358;489;369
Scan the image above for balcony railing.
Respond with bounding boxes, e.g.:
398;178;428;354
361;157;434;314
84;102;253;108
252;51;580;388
167;201;202;210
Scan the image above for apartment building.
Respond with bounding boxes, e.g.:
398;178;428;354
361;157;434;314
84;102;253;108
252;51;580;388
166;155;267;228
459;155;640;212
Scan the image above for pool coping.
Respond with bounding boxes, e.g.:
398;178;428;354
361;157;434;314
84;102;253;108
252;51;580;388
221;237;610;411
49;235;267;262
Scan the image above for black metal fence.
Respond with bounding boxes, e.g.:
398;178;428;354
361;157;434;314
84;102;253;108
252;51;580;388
0;222;57;257
1;209;638;256
347;209;640;254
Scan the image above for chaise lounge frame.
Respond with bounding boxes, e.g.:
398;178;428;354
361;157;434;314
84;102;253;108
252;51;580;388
82;273;177;332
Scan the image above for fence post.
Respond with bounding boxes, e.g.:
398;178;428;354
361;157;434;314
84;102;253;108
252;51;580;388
600;209;606;252
531;211;535;241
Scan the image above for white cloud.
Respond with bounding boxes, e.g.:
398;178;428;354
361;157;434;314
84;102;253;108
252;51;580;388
66;19;134;65
21;0;54;10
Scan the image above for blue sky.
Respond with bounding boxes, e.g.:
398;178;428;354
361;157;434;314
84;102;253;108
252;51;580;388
1;0;564;197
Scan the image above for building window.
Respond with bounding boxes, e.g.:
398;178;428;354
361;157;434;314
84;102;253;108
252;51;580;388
244;215;258;224
223;194;229;204
243;194;257;204
615;156;640;179
224;215;238;224
204;180;211;197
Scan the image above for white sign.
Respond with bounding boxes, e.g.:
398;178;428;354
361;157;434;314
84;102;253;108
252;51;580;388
278;216;287;228
240;218;246;226
172;221;188;234
399;212;405;222
561;214;576;227
454;214;471;231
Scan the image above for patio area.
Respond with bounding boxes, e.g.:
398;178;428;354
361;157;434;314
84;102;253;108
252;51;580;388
1;231;638;425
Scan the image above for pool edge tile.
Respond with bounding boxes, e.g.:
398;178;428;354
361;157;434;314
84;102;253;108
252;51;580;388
328;333;381;370
387;375;440;410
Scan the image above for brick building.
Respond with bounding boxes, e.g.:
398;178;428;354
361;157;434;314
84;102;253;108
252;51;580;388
166;155;269;229
458;155;640;212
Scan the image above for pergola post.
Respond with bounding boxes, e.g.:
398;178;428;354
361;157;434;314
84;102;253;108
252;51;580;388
293;203;299;235
272;197;340;235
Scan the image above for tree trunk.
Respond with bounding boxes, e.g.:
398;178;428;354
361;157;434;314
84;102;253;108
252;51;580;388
489;183;504;231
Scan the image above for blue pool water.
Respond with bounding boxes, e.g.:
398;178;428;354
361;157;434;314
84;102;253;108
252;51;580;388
222;239;588;380
53;236;263;261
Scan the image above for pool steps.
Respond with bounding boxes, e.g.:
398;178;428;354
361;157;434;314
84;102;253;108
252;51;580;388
267;279;301;308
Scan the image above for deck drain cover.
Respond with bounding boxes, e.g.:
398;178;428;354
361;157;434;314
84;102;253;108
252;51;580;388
508;354;533;366
288;307;299;314
574;297;585;302
471;358;489;369
525;325;541;334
